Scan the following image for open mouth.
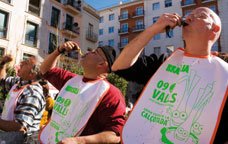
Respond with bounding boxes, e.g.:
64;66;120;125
181;20;189;27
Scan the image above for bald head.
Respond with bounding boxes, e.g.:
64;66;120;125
197;7;221;41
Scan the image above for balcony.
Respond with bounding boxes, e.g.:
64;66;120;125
86;31;98;43
28;4;40;16
119;14;129;21
62;22;80;38
201;0;215;3
63;0;81;15
25;34;37;47
118;28;129;35
181;0;196;7
132;10;144;18
132;25;145;32
0;26;7;39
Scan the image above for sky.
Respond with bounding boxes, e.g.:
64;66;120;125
84;0;130;10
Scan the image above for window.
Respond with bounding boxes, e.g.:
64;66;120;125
98;41;103;46
28;0;41;16
152;2;160;10
0;47;5;56
99;29;103;35
0;10;8;38
25;21;38;47
154;47;161;56
135;20;144;29
136;20;143;26
88;23;94;33
165;0;172;7
121;37;128;47
153;17;159;23
65;14;74;30
108;39;114;47
152;17;160;40
108;27;114;33
154;34;161;40
23;53;34;61
183;0;195;5
51;7;60;27
209;5;216;13
166;29;174;38
99;16;104;23
109;14;114;21
121;23;128;33
166;45;174;55
48;33;57;54
136;7;143;16
120;10;128;19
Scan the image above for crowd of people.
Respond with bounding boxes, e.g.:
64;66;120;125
0;6;227;144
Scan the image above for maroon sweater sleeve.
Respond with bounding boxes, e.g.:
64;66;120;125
100;84;126;135
42;67;77;90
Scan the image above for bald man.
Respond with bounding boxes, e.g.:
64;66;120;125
113;7;228;143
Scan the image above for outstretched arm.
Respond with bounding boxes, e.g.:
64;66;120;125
112;13;181;71
40;41;80;75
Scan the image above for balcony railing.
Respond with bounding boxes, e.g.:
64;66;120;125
181;0;195;6
119;14;129;21
25;34;37;47
132;10;144;18
118;28;129;34
86;31;98;43
0;0;11;3
63;0;81;14
201;0;215;2
62;22;80;38
28;4;40;16
0;26;7;38
132;25;145;32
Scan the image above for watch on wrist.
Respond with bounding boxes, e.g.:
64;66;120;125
57;46;65;54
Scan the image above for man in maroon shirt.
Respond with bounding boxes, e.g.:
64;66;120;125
40;41;126;144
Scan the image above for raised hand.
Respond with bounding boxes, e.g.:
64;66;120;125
58;41;81;54
0;55;13;65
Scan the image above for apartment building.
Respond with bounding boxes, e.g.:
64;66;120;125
98;0;182;56
119;1;145;52
99;0;228;57
144;0;182;56
218;0;228;52
98;5;120;53
0;0;99;65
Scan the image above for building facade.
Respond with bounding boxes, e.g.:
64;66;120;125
118;1;145;53
144;0;182;56
98;5;120;53
218;0;228;52
98;0;228;56
0;0;99;65
98;0;183;56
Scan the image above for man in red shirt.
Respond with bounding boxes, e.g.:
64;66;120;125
39;41;126;144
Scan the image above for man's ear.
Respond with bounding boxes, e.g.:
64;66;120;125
212;23;220;33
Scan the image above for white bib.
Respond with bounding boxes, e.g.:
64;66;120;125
122;48;228;144
1;84;26;121
40;76;110;144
